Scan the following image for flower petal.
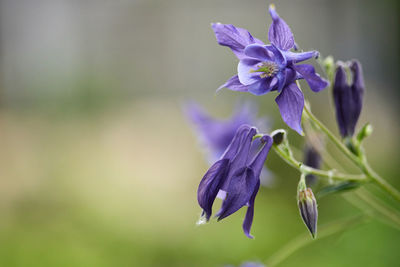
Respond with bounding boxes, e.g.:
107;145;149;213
238;58;262;85
294;64;328;92
197;159;229;220
275;82;304;134
333;63;364;138
248;77;277;96
217;75;249;92
220;127;256;193
283;50;319;63
217;167;258;221
249;135;273;177
268;6;294;51
242;179;260;239
212;23;263;59
229;127;257;169
333;65;351;137
220;125;251;160
244;44;274;61
267;45;287;67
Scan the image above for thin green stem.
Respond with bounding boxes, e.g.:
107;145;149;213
303;105;360;167
273;145;366;182
265;215;368;267
303;105;400;201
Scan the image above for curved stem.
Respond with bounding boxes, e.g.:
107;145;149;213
303;105;400;201
265;215;368;267
273;145;366;182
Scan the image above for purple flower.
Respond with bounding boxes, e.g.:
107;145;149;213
197;125;273;238
185;102;273;186
212;5;328;134
333;60;364;138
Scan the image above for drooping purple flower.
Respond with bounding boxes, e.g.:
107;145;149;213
333;60;364;138
197;125;273;238
185;102;273;186
212;5;328;134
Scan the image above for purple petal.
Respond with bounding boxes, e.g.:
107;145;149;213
275;83;304;134
351;60;365;93
220;127;256;193
283;50;319;63
217;75;249;92
220;125;251;160
242;179;260;239
333;65;351;137
229;127;257;169
238;58;262;85
333;63;364;138
212;23;263;59
217;167;258;221
249;135;273;177
267;44;287;67
294;64;328;92
197;159;229;220
248;77;277;96
268;6;294;51
244;44;274;61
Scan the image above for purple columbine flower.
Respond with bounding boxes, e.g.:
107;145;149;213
333;60;364;138
212;5;328;134
197;125;273;238
185;102;273;186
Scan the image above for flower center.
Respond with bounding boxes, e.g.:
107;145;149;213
250;62;279;78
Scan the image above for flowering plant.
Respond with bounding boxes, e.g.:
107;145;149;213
187;4;400;267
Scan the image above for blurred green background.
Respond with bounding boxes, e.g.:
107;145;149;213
0;0;399;266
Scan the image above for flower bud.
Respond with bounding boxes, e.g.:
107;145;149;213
333;60;364;138
298;187;318;238
271;129;286;145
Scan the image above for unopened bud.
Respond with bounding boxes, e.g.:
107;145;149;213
356;123;373;143
271;129;286;145
298;187;318;238
333;60;364;138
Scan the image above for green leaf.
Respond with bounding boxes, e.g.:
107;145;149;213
317;181;361;198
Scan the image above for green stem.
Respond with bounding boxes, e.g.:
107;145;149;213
303;105;400;201
273;145;366;182
265;215;368;267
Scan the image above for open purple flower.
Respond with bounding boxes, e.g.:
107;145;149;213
212;5;328;134
197;125;273;238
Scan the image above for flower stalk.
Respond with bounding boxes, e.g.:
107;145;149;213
302;102;400;202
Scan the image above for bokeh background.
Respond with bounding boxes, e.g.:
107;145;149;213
0;0;399;266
